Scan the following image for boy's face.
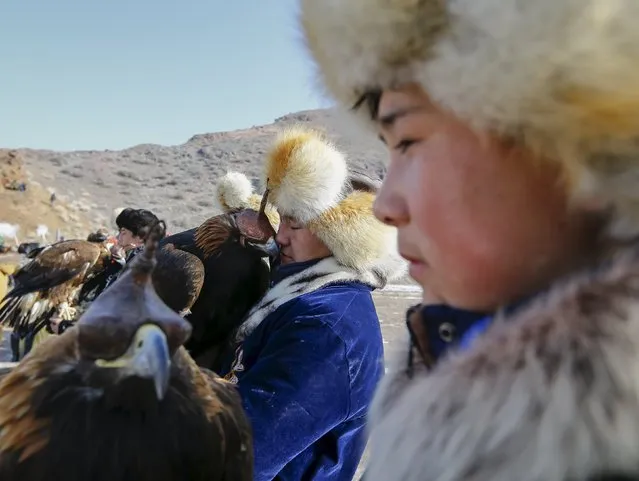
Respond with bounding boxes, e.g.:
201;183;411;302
117;227;143;251
373;84;598;311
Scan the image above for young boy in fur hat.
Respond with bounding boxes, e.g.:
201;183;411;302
218;129;405;481
300;1;639;480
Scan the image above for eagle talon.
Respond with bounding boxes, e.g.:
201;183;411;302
57;303;77;321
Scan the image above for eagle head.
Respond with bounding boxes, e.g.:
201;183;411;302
77;221;192;404
231;207;279;260
195;207;280;262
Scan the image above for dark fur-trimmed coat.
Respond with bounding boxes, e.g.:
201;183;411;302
366;248;639;481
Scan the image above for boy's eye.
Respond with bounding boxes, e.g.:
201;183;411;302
394;139;416;153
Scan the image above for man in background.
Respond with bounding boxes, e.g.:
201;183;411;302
102;207;162;290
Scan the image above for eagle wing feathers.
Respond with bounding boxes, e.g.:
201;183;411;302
8;241;102;299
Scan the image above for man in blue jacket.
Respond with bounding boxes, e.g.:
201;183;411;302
221;128;406;481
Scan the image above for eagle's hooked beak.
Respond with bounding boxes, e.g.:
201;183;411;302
95;324;171;401
247;237;280;260
259;186;270;217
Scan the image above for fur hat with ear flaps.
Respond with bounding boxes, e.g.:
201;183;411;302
214;171;280;231
263;127;405;279
300;0;639;241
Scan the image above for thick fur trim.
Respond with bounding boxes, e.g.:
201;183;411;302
264;127;347;224
310;190;405;275
300;0;639;239
236;256;403;340
214;171;280;230
263;128;405;274
367;248;639;481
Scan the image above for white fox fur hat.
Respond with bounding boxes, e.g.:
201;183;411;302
214;171;280;230
262;127;405;278
300;0;639;240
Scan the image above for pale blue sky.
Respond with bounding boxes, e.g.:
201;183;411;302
0;0;327;151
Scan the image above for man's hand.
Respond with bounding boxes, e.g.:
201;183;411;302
110;244;125;260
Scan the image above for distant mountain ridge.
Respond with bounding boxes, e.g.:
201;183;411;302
6;108;387;234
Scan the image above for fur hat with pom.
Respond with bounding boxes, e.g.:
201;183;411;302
300;0;639;240
214;171;280;230
263;127;405;279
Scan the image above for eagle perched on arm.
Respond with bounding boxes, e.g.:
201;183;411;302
0;221;253;481
0;230;116;361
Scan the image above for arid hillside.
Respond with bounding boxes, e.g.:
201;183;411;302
0;150;96;242
6;109;386;236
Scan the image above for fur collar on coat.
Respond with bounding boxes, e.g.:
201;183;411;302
367;247;639;481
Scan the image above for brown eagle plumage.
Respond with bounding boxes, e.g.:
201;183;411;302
158;207;279;370
0;221;253;481
151;244;205;316
0;235;115;361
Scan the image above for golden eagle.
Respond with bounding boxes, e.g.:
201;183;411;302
0;221;253;481
159;204;279;370
0;231;115;361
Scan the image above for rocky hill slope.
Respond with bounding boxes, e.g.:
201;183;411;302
0;150;95;242
6;109;385;235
